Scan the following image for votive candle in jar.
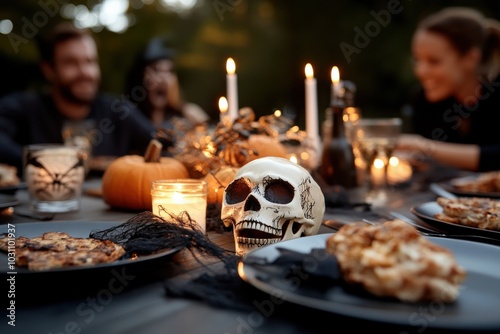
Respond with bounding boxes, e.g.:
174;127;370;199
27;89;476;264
151;179;208;233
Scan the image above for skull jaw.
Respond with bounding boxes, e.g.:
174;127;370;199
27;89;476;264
234;236;281;256
233;219;307;256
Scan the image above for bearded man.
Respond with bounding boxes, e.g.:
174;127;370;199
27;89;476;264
0;22;160;176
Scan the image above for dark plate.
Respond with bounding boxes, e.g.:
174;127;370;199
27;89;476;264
411;201;500;239
0;221;182;276
440;175;500;198
0;193;20;210
239;233;500;331
0;181;27;195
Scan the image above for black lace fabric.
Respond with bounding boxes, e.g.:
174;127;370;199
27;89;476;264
89;211;253;309
89;211;235;264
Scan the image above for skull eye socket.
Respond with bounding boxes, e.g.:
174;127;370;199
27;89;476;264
225;178;251;204
265;180;294;204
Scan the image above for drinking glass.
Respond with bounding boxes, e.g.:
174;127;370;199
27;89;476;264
350;118;402;203
24;144;85;212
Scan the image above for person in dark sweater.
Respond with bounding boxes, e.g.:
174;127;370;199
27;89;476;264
124;36;209;132
396;7;500;171
0;22;159;176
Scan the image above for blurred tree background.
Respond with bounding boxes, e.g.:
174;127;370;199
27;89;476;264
1;0;500;131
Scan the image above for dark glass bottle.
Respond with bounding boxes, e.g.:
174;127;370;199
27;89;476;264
318;91;357;188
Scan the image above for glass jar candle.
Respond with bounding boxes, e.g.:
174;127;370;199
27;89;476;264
151;179;208;232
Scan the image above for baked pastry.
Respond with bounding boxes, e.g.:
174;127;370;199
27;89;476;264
0;163;19;187
326;220;467;303
0;232;125;271
452;171;500;193
435;197;500;231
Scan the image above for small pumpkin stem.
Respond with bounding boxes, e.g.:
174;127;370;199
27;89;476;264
144;139;163;163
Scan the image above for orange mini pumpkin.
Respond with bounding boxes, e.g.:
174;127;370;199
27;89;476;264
204;166;239;206
101;140;189;211
247;134;288;161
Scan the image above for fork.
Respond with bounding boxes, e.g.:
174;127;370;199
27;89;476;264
0;206;55;221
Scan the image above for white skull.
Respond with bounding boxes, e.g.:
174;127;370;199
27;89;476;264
221;157;325;255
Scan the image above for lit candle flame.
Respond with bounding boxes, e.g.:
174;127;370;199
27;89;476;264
172;191;184;203
218;96;228;113
300;151;310;161
344;107;361;122
387;156;413;185
331;66;340;85
371;158;386;187
226;58;236;75
305;63;314;79
374;158;385;169
274;109;282;117
289;154;298;164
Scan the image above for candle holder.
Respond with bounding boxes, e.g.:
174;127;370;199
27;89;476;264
387;154;413;186
151;179;208;233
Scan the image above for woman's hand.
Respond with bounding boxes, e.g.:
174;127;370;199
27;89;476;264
395;133;480;171
396;133;430;152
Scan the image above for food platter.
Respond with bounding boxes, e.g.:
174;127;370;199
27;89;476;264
410;201;500;239
239;233;500;331
440;175;500;198
0;221;182;276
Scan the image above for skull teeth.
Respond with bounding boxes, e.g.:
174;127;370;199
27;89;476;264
236;237;280;248
235;220;282;238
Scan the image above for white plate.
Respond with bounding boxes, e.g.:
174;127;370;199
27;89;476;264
239;233;500;331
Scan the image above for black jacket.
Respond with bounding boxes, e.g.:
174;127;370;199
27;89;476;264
0;91;157;174
409;75;500;171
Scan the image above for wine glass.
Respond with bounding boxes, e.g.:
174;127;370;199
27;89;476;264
343;107;364;185
350;117;402;203
343;107;362;142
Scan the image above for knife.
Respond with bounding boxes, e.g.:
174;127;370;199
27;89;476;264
430;183;457;199
322;219;351;231
389;211;443;234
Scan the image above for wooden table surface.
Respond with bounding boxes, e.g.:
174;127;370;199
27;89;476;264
1;170;496;334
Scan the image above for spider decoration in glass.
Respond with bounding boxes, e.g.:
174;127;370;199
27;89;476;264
25;153;85;201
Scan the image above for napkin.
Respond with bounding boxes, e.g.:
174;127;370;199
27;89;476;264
163;257;259;312
163;247;359;312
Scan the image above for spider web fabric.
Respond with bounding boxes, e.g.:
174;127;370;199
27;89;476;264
89;211;235;263
89;211;256;310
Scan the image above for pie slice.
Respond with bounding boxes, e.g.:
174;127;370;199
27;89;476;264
326;220;467;303
0;232;125;271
